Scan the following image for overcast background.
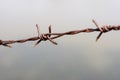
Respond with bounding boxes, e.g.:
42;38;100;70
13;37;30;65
0;0;120;80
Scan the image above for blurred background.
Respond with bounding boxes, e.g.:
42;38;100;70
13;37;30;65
0;0;120;80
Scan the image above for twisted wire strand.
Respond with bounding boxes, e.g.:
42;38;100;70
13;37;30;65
0;20;120;48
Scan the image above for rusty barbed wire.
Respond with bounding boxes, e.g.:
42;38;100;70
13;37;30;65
0;19;120;48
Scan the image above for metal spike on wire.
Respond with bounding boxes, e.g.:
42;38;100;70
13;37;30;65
0;19;120;48
34;24;57;46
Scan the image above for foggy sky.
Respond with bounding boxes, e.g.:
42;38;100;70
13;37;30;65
0;0;120;80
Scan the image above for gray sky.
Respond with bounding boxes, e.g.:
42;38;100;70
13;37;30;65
0;0;120;80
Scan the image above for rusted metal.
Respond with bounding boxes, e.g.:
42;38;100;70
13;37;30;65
0;20;120;48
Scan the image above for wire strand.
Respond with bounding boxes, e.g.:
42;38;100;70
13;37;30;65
0;20;120;47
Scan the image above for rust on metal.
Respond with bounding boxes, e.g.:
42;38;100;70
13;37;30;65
0;20;120;48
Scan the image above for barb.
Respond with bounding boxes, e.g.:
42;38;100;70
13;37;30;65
0;20;120;48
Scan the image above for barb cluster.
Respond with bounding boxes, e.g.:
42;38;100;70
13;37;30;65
0;20;120;48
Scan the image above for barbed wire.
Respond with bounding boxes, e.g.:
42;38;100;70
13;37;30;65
0;19;120;48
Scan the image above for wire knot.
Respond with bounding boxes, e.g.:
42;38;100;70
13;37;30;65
39;34;48;41
34;24;57;46
92;19;113;41
100;25;112;33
